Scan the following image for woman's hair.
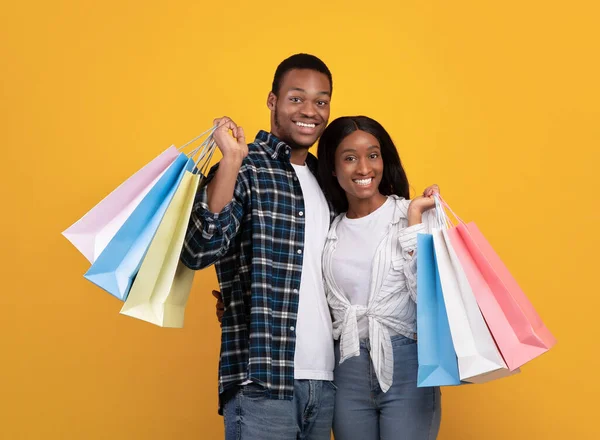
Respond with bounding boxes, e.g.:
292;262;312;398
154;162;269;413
317;116;410;213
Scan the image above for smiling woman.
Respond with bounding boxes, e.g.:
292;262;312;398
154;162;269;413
317;115;442;440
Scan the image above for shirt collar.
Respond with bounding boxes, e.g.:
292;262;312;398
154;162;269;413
255;130;319;175
255;130;292;161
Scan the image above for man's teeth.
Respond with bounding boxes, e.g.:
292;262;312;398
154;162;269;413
354;178;372;186
296;122;316;128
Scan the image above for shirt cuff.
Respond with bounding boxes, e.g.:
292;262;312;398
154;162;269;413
194;191;234;239
398;223;427;257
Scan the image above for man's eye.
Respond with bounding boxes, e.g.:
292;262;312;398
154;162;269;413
317;101;329;106
290;97;301;103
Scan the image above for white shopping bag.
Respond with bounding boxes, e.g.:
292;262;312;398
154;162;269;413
432;228;517;383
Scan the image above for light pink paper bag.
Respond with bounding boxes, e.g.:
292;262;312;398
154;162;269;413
62;147;179;263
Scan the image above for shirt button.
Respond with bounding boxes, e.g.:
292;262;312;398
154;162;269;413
293;176;298;181
290;326;295;331
297;249;302;254
299;211;304;217
293;289;298;293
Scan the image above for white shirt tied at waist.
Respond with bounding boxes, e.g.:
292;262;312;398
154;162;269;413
334;304;395;390
323;195;437;392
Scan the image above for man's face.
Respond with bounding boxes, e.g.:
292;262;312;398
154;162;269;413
268;69;331;149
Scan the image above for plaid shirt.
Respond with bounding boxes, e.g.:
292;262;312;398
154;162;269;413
181;130;334;407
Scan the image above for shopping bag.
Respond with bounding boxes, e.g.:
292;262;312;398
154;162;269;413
62;147;180;263
416;233;462;387
433;227;516;383
84;154;193;300
119;170;200;327
80;128;217;301
439;196;556;370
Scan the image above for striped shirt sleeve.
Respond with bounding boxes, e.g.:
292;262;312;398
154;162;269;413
399;208;437;302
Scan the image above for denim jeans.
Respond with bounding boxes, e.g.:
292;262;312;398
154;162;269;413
333;335;441;440
223;379;335;440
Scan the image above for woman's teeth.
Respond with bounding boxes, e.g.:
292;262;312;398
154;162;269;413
353;178;372;186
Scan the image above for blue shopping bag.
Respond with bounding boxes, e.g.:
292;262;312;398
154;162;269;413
416;233;462;387
84;153;194;300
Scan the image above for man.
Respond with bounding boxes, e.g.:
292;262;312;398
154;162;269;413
181;54;335;440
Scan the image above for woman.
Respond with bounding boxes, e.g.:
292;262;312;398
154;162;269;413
317;116;441;440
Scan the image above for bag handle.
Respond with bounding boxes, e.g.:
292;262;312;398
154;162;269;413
196;138;218;177
433;195;451;229
176;125;221;177
434;194;467;227
178;125;217;152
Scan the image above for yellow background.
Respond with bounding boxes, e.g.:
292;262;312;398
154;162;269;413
1;0;598;438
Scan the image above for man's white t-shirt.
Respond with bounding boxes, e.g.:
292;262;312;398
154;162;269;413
291;163;334;381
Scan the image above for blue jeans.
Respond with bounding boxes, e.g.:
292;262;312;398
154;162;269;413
223;380;335;440
333;335;441;440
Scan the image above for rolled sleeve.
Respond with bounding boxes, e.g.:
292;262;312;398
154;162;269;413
194;190;235;240
398;223;427;259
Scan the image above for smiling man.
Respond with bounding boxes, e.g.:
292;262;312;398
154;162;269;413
181;54;336;440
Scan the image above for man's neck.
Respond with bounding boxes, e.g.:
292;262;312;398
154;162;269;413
290;148;309;166
270;128;310;165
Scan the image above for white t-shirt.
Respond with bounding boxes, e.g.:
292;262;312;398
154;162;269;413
331;197;395;339
291;163;334;381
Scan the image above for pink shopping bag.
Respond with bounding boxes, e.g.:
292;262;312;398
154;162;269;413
440;196;556;370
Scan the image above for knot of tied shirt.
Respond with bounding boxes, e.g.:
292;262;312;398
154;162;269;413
337;304;395;393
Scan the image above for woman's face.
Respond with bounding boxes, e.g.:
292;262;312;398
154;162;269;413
333;130;384;204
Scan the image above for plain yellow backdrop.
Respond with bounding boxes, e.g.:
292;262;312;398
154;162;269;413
1;0;598;439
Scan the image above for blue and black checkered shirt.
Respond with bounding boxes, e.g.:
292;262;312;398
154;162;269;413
181;130;333;408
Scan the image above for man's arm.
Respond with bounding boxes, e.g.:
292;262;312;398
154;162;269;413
206;117;247;213
180;117;249;270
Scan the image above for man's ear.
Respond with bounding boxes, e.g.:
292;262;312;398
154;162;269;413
267;92;277;111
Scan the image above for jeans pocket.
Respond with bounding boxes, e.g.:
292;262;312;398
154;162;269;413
240;382;268;400
324;380;338;391
390;334;417;348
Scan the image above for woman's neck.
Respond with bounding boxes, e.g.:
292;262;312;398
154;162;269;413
346;193;388;219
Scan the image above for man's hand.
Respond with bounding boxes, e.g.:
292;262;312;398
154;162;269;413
212;290;224;325
212;116;248;163
205;117;248;214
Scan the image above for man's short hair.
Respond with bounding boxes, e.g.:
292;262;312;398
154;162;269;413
271;53;333;96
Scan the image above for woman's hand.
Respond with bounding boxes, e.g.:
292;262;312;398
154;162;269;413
407;184;440;226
